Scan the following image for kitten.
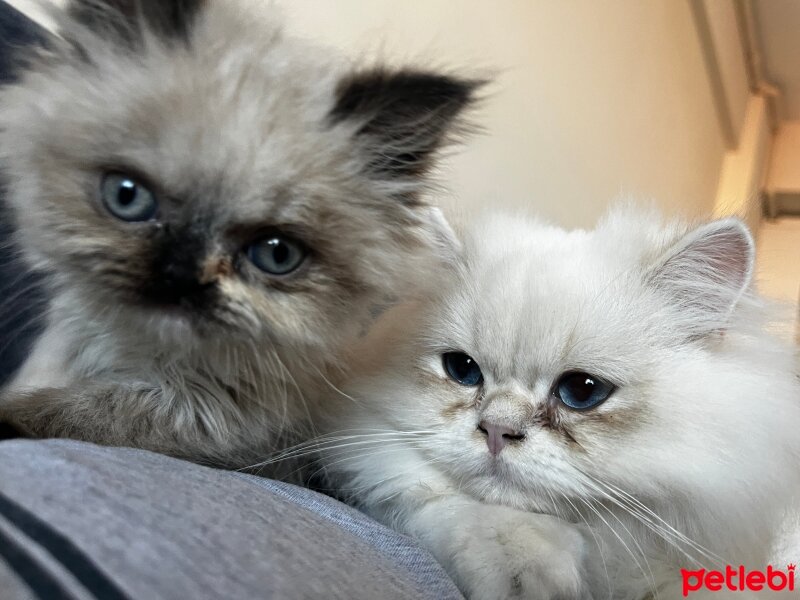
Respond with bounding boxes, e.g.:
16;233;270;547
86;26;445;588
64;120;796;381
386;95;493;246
318;208;800;599
0;0;479;468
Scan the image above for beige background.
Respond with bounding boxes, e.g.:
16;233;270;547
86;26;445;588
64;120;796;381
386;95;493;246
277;0;731;228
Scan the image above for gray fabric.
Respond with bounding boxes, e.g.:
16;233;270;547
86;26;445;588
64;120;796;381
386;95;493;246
0;439;462;600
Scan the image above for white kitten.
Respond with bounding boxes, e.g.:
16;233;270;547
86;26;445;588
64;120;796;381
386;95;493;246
317;207;800;599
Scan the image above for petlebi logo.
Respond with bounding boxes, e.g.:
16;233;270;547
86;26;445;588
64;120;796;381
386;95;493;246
681;564;795;596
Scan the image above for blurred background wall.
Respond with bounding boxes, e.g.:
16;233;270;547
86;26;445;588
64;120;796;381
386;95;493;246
279;0;735;230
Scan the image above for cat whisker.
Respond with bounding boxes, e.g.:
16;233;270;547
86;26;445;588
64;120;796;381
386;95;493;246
590;497;658;594
578;496;656;596
298;441;443;488
557;490;613;600
577;469;724;568
239;431;438;471
322;448;453;499
310;364;359;404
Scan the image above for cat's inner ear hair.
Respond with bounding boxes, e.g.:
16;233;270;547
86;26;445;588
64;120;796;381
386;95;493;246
330;68;484;192
647;218;755;333
67;0;207;46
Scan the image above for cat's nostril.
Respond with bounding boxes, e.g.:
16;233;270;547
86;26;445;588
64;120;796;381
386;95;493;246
478;420;525;456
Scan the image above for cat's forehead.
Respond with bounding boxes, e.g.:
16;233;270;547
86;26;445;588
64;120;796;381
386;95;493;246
34;5;351;212
440;215;653;382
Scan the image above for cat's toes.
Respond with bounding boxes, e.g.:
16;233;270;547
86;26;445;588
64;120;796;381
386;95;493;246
452;507;598;600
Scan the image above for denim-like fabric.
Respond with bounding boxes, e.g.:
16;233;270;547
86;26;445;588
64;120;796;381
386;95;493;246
0;439;462;600
232;474;463;600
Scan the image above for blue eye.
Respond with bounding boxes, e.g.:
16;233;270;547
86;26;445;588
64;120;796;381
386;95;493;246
101;173;157;222
443;352;483;386
247;235;306;275
554;372;614;410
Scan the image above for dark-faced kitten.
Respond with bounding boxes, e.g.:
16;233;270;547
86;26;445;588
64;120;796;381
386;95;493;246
0;0;479;468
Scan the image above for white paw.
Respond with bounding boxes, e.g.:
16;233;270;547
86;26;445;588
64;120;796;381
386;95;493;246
446;504;600;600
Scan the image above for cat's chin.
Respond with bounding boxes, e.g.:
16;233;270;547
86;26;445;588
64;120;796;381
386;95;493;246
99;299;218;348
123;296;238;342
135;308;199;343
461;474;556;515
448;455;578;515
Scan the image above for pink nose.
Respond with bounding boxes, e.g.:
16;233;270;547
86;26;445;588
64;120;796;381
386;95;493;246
478;421;525;456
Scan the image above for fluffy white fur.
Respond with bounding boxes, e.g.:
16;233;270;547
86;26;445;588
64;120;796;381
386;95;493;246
316;207;800;599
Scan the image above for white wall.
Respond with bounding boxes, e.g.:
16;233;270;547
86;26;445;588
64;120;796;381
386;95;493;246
278;0;729;228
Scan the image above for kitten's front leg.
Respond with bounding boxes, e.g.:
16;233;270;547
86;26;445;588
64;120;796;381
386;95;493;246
402;494;603;600
0;385;175;451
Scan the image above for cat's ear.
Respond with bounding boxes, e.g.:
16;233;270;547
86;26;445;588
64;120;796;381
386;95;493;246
330;68;483;200
647;218;755;334
67;0;206;45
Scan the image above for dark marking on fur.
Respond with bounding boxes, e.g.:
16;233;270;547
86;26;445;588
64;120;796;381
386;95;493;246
510;573;524;597
0;421;26;440
441;399;473;420
531;399;584;450
330;68;482;193
69;0;207;46
142;222;216;306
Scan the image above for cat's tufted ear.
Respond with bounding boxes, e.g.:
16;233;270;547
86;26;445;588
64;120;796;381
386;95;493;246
330;68;483;200
648;218;755;335
67;0;206;45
